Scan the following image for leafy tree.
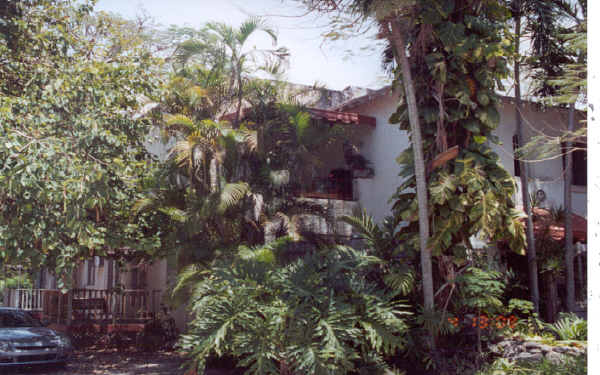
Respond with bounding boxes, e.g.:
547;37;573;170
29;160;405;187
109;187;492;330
0;0;162;286
380;2;526;347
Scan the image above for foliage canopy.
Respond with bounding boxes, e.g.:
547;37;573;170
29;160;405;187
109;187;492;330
0;0;162;285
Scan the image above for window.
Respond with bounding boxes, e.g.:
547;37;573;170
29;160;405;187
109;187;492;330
572;143;587;186
562;142;587;187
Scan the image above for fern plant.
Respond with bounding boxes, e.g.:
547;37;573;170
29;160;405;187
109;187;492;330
178;243;411;374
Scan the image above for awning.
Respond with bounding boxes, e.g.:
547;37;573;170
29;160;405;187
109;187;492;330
306;108;376;127
220;107;376;127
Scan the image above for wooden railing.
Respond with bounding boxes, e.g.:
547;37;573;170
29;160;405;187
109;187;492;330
70;289;163;321
5;289;45;311
4;288;162;324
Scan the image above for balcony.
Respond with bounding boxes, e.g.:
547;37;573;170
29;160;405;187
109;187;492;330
287;172;359;238
297;171;355;201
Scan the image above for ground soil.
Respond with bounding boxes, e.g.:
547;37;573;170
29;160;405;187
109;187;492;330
5;349;188;375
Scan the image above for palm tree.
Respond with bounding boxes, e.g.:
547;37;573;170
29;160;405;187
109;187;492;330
514;0;586;313
138;79;341;273
135;75;260;268
511;0;540;314
173;17;289;126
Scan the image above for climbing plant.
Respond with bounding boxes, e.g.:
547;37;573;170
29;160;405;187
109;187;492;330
390;0;525;262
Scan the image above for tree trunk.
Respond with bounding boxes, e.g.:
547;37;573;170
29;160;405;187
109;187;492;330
234;66;244;128
544;272;559;322
564;102;575;312
576;246;585;300
389;18;435;338
513;1;540;313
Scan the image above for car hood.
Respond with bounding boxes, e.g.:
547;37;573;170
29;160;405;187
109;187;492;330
0;327;60;343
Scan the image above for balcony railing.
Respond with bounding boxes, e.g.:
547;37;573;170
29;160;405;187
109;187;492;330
5;288;45;311
3;288;163;324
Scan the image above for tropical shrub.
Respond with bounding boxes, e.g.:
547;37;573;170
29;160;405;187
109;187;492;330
546;313;587;341
179;242;410;374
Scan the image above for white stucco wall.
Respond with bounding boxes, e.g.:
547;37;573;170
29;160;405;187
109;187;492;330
350;90;409;224
348;93;587;223
492;98;587;217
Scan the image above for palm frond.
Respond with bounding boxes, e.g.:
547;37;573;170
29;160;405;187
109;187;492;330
164;113;196;131
546;313;587;340
291;111;312;144
158;206;188;223
240;129;258;153
236;244;276;265
238;17;277;46
339;210;379;244
218;182;250;213
172;264;207;306
173;39;210;68
132;193;159;215
383;269;416;296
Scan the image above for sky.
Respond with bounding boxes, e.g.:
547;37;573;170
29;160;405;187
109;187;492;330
95;0;390;91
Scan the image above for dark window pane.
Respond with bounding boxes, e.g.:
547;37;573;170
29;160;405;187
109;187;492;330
562;142;587;187
572;143;586;186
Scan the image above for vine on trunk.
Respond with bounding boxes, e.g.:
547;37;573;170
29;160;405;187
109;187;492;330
391;0;526;279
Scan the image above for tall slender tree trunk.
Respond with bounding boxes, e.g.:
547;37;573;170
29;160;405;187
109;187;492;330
544;272;559;322
565;102;575;312
389;18;435;338
513;1;540;313
234;67;244;128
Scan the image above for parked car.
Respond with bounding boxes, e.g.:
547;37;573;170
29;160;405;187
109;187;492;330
0;307;73;368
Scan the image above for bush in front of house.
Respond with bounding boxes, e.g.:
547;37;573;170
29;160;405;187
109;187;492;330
178;242;411;375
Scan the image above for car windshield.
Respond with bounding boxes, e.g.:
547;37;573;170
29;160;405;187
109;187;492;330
0;310;41;328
